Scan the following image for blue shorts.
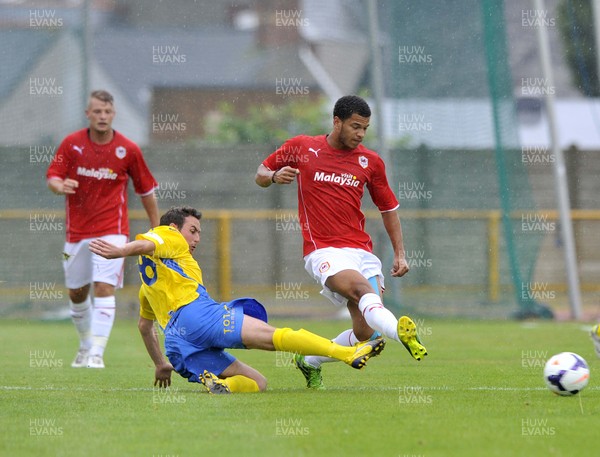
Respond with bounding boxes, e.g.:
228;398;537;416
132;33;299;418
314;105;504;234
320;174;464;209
163;285;268;383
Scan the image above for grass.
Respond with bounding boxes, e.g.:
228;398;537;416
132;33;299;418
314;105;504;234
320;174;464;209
0;318;598;457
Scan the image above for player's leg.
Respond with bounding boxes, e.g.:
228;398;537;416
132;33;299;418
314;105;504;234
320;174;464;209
326;270;397;338
241;314;384;369
88;281;116;368
163;308;265;394
326;269;427;360
217;359;267;392
88;234;127;368
303;295;380;366
63;241;94;367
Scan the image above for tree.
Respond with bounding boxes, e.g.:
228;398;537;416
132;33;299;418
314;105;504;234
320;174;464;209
204;98;329;145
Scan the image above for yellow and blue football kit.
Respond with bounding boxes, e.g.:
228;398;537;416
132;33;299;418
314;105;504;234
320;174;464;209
136;226;267;381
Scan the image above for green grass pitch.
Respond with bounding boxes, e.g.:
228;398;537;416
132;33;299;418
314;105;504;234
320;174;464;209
0;318;597;457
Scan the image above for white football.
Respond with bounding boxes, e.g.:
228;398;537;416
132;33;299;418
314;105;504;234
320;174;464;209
543;352;590;396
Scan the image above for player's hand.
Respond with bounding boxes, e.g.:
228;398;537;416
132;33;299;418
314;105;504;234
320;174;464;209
390;256;409;277
89;239;124;259
61;178;79;194
272;166;300;185
154;362;174;388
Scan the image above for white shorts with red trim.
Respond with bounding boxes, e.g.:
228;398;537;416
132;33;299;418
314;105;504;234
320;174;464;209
303;247;384;307
62;234;127;289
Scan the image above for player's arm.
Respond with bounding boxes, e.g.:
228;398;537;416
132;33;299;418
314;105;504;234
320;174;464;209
140;192;160;228
381;210;409;277
138;316;174;388
47;177;79;195
255;164;299;187
89;238;155;259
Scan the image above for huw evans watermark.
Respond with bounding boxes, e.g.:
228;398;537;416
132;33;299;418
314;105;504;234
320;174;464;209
29;145;58;164
29;77;63;96
275;282;309;300
521;213;556;233
29;350;63;368
275;213;308;232
152;386;187;404
275;417;310;436
152;113;187;133
29;418;63;436
29;282;63;301
275;10;309;27
29;9;63;28
398;182;432;201
398;113;432;132
155;181;187;201
404;250;433;270
521;146;555;164
521;418;556;436
398;386;432;404
275;77;309;96
152;45;186;64
521;77;555;96
398;45;432;64
520;282;556;301
29;213;63;233
522;9;556;27
275;351;296;368
521;350;548;369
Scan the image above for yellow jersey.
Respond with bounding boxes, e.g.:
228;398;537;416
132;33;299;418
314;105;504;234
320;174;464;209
135;225;204;328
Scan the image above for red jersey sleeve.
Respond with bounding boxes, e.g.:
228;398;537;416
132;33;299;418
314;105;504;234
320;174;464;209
46;136;71;181
127;146;158;196
368;155;400;212
262;136;304;171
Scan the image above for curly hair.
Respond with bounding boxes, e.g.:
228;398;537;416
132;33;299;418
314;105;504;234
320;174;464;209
333;95;371;120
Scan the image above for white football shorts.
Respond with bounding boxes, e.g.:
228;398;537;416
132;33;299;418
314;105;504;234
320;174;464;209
62;234;127;289
304;247;385;307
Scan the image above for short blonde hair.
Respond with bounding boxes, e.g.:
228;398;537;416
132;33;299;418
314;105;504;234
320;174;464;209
89;90;114;105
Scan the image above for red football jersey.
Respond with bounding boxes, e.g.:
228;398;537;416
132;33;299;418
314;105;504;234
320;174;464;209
47;128;157;242
263;134;399;257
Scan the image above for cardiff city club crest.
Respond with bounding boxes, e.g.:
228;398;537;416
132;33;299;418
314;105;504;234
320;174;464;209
359;156;368;169
115;146;126;159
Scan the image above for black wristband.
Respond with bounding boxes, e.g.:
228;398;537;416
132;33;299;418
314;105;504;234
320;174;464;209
271;170;277;183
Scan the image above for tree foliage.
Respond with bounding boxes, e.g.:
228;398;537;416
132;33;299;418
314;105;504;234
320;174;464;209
204;97;330;145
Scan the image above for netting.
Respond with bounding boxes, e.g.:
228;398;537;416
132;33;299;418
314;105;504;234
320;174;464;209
1;1;598;320
376;0;548;318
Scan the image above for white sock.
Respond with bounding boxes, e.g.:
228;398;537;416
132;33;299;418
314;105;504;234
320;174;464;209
305;329;360;368
70;297;92;350
357;293;400;342
90;296;116;357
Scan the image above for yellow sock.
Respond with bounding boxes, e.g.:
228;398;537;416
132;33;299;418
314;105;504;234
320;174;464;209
272;328;355;362
224;375;260;393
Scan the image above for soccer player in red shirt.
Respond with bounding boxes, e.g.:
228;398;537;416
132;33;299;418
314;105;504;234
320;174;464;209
47;90;159;369
255;95;428;388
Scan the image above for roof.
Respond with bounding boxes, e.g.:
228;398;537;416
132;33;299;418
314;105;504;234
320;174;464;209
92;26;319;112
0;28;60;103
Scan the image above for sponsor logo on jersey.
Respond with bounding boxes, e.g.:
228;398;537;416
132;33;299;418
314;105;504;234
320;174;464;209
73;145;84;155
115;146;126;159
76;167;118;180
359;156;368;169
313;171;360;187
308;147;320;158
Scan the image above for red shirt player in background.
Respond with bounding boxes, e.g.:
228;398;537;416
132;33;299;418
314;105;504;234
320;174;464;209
255;95;428;389
47;90;159;369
